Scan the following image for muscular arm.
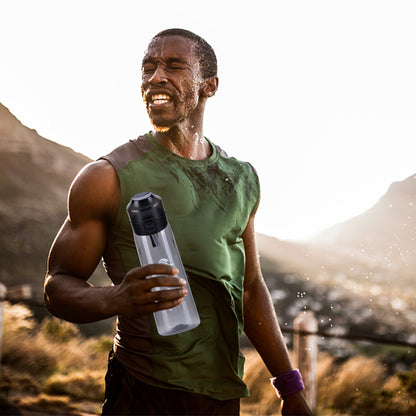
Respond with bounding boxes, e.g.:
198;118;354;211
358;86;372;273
243;211;312;415
44;160;186;323
242;213;293;375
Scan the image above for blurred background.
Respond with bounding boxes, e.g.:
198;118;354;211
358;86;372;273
1;1;415;414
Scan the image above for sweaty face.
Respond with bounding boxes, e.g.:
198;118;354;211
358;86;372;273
141;36;203;131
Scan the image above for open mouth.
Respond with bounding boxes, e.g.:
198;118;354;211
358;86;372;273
150;93;172;106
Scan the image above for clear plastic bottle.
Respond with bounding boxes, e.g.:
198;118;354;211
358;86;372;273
126;192;200;336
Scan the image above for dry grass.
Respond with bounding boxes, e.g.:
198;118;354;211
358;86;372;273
2;302;416;415
241;349;282;415
317;355;386;412
1;302;110;414
44;370;105;401
16;393;74;413
242;348;416;415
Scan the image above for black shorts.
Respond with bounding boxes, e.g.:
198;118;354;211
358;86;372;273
102;351;240;416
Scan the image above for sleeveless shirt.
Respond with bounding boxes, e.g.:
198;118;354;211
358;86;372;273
100;133;260;400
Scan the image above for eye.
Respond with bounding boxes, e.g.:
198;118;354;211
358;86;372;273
142;63;156;74
170;64;185;70
166;59;187;71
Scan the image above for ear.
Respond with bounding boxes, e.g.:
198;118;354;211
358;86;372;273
201;76;219;98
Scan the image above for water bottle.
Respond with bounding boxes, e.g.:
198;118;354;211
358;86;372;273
126;192;200;336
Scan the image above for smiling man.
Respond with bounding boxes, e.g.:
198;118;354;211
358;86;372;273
44;29;311;416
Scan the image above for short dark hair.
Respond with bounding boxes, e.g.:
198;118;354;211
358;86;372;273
151;28;217;79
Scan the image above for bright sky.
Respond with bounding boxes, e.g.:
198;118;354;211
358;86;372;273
1;0;415;241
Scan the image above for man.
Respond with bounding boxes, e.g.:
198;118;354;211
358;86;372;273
44;29;311;415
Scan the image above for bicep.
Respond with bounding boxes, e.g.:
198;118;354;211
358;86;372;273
47;160;118;281
47;217;107;280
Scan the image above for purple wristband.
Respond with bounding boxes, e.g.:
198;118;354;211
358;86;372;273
270;369;304;399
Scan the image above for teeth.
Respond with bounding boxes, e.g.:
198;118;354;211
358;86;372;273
152;94;170;104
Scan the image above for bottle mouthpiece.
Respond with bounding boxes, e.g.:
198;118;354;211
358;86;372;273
126;192;168;235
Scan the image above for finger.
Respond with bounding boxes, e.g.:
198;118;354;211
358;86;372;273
147;276;186;290
139;297;184;315
151;295;186;312
145;286;187;304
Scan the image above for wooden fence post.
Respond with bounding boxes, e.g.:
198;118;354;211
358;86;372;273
293;311;318;414
5;284;32;302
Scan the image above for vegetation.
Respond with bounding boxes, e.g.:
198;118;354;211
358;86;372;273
242;350;416;415
1;302;415;415
1;302;108;414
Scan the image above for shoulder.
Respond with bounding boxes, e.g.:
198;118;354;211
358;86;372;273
212;142;261;212
99;134;153;172
71;159;118;192
217;147;259;180
212;141;258;177
68;159;119;224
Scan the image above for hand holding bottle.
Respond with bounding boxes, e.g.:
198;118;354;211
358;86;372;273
112;263;187;319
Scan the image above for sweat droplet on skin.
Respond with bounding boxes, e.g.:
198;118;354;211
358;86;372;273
192;131;204;144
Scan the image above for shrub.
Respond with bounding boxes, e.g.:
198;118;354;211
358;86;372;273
92;335;114;354
44;370;105;401
318;356;416;415
2;304;58;375
397;364;416;395
321;355;386;410
1;301;107;412
40;317;80;343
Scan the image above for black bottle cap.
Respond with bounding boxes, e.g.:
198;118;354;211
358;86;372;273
126;192;168;235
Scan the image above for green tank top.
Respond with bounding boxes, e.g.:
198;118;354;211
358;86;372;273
101;133;260;400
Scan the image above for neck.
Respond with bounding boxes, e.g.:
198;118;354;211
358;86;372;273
152;119;211;160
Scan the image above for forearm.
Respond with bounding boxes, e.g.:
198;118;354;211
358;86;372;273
44;273;117;323
244;277;293;376
242;214;312;414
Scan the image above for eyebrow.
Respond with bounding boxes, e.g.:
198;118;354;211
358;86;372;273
142;56;187;66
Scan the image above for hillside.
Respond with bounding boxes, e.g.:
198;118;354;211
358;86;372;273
315;174;416;276
257;171;416;290
0;103;109;303
1;102;415;346
255;175;416;348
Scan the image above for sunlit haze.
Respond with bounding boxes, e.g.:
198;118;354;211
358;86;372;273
2;0;415;240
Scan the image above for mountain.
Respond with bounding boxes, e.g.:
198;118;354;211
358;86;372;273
258;173;416;287
255;176;416;349
1;102;415;346
0;103;109;303
315;174;416;276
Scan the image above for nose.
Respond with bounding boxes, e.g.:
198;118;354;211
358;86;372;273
148;64;167;85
